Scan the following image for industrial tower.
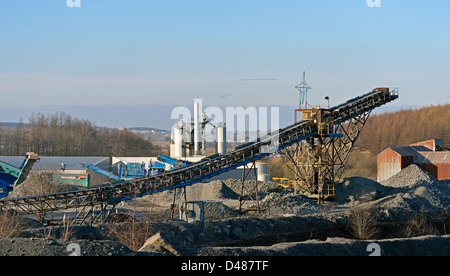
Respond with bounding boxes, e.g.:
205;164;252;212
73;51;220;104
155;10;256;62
296;71;312;112
280;72;382;202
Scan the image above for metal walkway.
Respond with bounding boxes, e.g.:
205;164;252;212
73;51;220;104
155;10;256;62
0;88;398;223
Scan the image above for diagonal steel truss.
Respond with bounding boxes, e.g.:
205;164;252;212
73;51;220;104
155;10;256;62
281;110;372;201
280;88;398;202
239;161;260;214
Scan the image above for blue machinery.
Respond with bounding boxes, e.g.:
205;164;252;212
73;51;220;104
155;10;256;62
82;161;166;181
157;155;194;169
0;153;39;199
82;163;123;181
81;155;196;183
0;88;399;224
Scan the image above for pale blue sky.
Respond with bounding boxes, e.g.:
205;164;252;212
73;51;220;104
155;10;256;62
0;0;449;128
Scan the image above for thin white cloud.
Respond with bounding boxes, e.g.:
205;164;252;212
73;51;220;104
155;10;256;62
237;78;278;82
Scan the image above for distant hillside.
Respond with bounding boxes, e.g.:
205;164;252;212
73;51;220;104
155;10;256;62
0;112;160;157
0;122;25;128
127;127;171;142
357;103;450;155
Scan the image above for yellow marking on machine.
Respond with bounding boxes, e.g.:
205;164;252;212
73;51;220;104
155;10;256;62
273;177;336;199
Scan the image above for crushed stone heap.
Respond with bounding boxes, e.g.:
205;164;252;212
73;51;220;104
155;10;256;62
259;192;320;217
358;164;450;217
381;164;441;188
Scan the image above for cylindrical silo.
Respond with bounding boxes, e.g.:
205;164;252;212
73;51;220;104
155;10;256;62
257;173;270;182
256;162;268;175
174;123;184;158
216;122;227;155
194;100;201;156
256;162;270;182
170;130;175;158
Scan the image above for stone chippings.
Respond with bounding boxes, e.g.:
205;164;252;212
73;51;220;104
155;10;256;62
1;164;449;256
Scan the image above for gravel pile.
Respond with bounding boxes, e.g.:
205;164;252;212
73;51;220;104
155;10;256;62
187;181;240;201
359;165;450;218
220;179;281;196
188;235;450;256
0;238;156;256
381;164;440;188
202;201;240;219
259;192;320;217
334;177;390;204
146;179;283;219
149;180;241;207
2;168;448;256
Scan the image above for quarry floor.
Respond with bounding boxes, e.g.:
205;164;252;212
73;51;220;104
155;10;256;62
1;165;449;257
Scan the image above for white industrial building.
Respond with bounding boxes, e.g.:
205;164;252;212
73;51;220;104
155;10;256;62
170;101;227;159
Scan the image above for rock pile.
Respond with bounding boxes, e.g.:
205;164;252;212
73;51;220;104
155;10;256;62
145;179;283;219
2;163;448;256
358;165;450;218
334;177;389;204
146;164;449;222
259;192;320;217
381;164;440;188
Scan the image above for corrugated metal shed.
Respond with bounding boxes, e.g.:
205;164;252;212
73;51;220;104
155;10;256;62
436;164;450;180
415;151;450;180
377;148;415;182
377;140;450;182
409;139;444;151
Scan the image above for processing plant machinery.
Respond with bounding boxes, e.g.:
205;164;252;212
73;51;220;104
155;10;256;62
0;87;399;224
0;152;39;199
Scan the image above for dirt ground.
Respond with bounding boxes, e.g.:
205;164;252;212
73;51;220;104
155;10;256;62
0;165;449;256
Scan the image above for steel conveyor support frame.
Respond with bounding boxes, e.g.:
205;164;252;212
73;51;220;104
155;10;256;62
0;88;399;225
239;161;260;214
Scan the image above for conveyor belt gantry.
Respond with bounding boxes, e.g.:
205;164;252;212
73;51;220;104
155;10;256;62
0;88;398;224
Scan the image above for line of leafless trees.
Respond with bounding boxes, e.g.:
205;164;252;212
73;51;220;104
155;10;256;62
356;103;450;154
0;112;159;157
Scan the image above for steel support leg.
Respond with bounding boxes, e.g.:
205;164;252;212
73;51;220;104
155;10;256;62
239;161;260;214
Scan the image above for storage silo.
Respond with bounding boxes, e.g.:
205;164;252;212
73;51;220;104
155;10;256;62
194;100;201;156
173;123;184;158
216;122;227;155
256;162;270;182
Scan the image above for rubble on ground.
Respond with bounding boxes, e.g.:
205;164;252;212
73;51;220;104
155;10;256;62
259;192;320;217
1;164;448;256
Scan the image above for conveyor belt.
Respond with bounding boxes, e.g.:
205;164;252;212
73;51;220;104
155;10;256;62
0;88;398;218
